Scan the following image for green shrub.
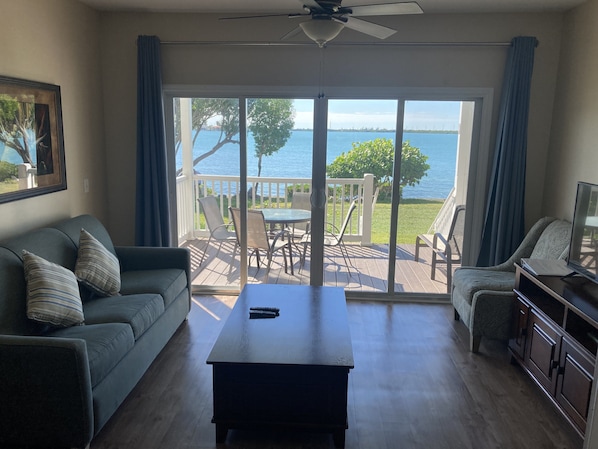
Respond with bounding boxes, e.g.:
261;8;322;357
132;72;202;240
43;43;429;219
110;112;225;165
0;161;17;182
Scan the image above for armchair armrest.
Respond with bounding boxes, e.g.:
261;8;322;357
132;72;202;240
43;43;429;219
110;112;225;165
470;290;516;339
0;335;93;448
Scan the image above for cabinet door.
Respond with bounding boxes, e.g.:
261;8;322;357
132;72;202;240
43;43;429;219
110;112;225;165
509;296;529;359
525;309;562;394
556;337;594;433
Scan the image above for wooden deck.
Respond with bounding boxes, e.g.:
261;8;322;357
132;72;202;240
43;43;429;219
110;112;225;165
181;238;456;295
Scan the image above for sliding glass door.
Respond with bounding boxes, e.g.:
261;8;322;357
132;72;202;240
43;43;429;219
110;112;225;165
166;88;489;298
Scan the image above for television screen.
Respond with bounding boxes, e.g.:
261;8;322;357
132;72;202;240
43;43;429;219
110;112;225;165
567;181;598;283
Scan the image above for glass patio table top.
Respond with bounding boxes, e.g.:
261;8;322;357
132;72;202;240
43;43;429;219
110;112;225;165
259;208;311;224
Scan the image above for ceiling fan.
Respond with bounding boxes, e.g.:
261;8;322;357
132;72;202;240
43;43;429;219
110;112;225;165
220;0;424;47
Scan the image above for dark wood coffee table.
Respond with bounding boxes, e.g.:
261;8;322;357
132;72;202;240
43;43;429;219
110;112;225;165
206;285;354;448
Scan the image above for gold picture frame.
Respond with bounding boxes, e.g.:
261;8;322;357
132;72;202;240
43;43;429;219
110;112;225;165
0;75;66;203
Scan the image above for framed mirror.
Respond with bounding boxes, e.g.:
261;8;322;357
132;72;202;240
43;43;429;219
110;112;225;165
0;75;66;203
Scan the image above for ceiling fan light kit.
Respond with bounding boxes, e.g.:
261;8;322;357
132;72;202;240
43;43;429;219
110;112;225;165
299;18;345;47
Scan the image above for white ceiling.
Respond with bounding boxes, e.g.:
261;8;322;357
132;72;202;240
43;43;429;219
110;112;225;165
76;0;586;14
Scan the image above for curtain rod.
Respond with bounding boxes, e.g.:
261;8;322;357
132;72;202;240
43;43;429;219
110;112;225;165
158;40;512;48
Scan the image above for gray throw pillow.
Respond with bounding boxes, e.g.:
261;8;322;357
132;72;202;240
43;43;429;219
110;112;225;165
23;250;84;327
75;228;121;297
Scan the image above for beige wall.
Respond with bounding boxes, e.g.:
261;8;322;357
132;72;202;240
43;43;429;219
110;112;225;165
0;0;107;241
544;0;598;222
0;2;577;245
99;11;564;244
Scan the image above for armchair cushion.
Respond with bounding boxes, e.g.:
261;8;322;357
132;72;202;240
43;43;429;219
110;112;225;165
453;268;515;304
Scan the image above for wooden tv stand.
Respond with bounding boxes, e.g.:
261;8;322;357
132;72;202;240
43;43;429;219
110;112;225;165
509;265;598;436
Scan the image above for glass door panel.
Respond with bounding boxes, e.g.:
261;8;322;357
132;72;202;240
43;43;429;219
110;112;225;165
395;101;472;294
322;99;397;292
242;98;313;286
172;97;242;292
173;96;314;292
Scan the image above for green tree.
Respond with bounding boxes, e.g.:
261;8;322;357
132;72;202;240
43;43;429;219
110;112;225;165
247;99;295;178
174;98;295;181
0;161;18;182
174;98;240;170
326;138;430;199
0;95;39;166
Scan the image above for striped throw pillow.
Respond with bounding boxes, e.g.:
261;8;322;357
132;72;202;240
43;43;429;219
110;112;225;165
75;228;121;297
23;250;84;327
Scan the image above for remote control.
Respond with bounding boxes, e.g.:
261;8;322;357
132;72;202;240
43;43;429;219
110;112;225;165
250;307;280;313
249;310;278;319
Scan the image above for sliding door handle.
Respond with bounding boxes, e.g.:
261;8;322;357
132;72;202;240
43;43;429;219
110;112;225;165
311;189;326;209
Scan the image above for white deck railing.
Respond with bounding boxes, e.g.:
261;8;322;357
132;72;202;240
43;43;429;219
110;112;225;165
176;173;376;246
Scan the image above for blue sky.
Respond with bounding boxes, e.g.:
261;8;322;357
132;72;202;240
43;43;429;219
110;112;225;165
293;99;461;131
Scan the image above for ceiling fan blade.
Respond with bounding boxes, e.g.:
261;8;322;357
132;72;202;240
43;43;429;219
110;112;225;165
349;2;423;16
341;16;397;39
219;13;297;20
281;26;305;40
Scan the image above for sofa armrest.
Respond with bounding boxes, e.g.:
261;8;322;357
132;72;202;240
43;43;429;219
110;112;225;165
115;246;188;271
0;335;94;448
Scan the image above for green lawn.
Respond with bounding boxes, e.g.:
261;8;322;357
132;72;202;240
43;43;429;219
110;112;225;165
196;197;443;246
0;180;18;195
373;199;443;244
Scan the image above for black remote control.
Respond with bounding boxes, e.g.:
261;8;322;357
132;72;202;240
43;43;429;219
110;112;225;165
249;310;278;319
250;307;279;312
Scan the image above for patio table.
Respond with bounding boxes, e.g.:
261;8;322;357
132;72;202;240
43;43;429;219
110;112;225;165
259;208;311;225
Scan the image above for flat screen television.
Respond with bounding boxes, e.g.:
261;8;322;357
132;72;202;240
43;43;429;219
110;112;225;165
567;181;598;283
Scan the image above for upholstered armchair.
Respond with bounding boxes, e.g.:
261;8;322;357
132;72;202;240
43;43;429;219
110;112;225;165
452;217;571;352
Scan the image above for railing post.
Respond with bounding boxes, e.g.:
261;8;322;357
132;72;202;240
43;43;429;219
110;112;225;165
180;98;195;240
361;173;374;246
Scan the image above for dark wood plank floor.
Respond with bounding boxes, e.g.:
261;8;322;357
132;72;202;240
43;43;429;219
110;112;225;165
91;296;583;449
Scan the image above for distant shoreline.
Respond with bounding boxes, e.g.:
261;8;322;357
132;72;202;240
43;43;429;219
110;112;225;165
293;128;458;134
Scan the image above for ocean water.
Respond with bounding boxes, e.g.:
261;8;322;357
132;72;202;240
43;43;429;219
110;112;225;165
180;130;458;199
1;130;457;199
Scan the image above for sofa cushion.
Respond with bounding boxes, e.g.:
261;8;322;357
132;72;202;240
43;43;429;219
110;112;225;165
1;228;78;271
52;214;116;256
82;294;164;340
47;323;134;388
22;251;84;327
452;268;516;305
75;229;121;297
120;269;187;307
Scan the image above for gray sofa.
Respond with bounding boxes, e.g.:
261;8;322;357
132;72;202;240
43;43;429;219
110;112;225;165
452;217;571;352
0;214;191;448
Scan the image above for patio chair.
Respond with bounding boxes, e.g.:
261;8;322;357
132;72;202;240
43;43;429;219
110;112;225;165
197;196;237;265
290;191;312;240
415;205;465;293
229;207;294;275
300;199;358;274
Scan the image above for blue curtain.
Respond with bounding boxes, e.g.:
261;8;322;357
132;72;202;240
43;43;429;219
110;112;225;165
135;35;171;247
476;36;538;266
